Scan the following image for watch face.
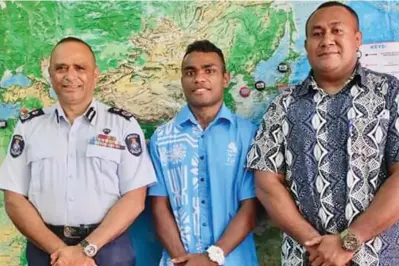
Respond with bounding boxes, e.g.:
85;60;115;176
343;233;361;251
84;244;97;257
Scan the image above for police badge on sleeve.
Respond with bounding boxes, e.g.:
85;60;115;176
10;135;25;158
125;133;142;156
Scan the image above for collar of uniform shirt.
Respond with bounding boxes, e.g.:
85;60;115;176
296;61;366;97
54;100;98;125
175;104;235;127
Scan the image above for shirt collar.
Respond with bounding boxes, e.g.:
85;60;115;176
54;99;98;125
297;62;365;96
175;103;234;126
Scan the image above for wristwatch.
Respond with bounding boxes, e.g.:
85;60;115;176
340;229;362;252
79;239;98;257
206;245;225;265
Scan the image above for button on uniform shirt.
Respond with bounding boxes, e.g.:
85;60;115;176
0;100;156;226
149;104;259;266
247;65;399;266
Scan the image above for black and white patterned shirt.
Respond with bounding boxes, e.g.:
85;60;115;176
247;65;399;266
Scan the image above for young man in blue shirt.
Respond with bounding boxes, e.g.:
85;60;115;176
149;40;259;266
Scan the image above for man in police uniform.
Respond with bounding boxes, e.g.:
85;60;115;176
0;37;156;266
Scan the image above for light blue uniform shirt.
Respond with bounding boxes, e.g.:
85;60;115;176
149;104;259;266
0;99;156;226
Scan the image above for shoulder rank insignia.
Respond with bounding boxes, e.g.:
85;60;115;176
20;109;45;123
108;107;135;121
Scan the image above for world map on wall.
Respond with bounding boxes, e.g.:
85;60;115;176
1;1;399;265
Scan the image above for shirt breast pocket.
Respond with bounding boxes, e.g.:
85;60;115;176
214;140;240;179
86;145;121;195
27;147;56;196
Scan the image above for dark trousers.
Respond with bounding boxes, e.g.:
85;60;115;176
26;230;135;266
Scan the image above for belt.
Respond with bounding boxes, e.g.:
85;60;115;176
46;223;99;239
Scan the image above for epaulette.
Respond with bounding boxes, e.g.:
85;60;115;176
108;107;135;121
20;109;45;123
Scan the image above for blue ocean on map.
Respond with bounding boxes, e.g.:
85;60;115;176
0;74;31;88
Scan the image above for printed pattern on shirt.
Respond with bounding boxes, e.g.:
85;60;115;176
155;120;202;264
247;66;399;266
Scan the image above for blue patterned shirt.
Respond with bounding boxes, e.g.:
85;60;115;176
247;65;399;266
149;104;259;266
